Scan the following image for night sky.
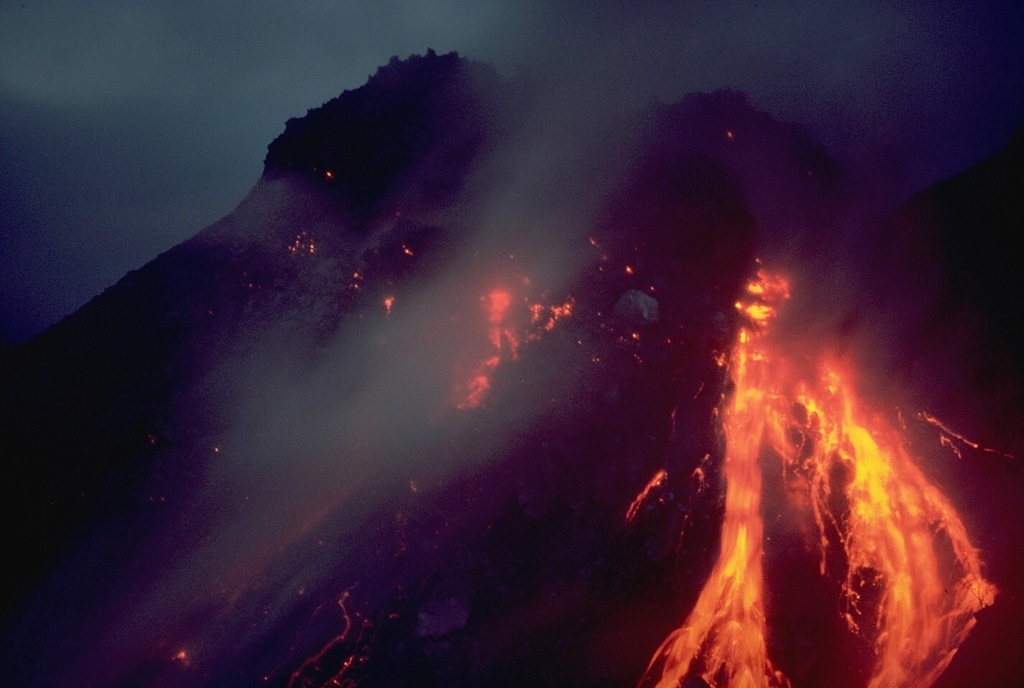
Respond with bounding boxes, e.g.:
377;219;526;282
1;0;1022;343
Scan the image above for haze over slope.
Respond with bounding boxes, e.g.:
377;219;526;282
1;52;1020;688
2;1;1021;342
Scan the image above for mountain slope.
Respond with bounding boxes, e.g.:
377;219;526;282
2;52;1018;688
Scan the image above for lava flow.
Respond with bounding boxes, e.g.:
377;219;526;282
457;288;517;409
457;284;575;410
640;269;995;688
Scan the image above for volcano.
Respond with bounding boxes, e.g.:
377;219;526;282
2;51;1021;688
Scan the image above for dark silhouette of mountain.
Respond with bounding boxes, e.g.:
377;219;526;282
1;51;506;615
1;52;1020;688
871;127;1024;688
264;50;507;224
881;125;1024;390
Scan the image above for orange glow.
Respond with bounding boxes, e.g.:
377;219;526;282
484;289;512;324
528;299;574;334
289;589;367;688
917;411;1016;459
785;372;997;688
457;288;517;409
626;469;668;522
641;269;993;688
482;289;519;355
550;301;573;319
643;287;778;688
737;301;774;323
734;271;789;326
458;289;575;409
383;295;394;315
459;359;499;410
287;231;316;255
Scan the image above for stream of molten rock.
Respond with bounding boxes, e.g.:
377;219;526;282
644;322;780;688
779;369;995;688
641;271;994;688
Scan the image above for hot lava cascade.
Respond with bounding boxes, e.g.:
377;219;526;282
640;269;995;688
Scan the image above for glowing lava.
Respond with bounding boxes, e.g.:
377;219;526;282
289;588;369;688
456;287;574;409
779;366;996;688
641;269;994;688
626;469;669;523
642;300;781;688
457;288;516;409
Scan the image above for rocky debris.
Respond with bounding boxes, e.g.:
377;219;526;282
614;289;660;325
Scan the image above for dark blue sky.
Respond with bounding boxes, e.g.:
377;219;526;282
1;0;1021;342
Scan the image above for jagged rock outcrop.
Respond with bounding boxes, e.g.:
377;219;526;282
264;50;507;224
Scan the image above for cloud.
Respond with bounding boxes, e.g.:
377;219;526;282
0;0;1020;342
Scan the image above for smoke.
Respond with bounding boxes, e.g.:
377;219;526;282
3;7;1022;680
65;90;797;686
3;1;1021;340
19;69;629;685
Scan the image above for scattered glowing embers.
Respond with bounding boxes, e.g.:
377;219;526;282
640;268;994;688
528;297;574;335
288;231;317;255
